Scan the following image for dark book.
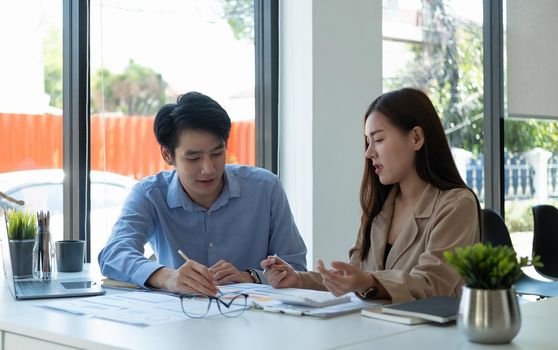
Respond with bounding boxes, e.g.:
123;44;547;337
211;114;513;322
381;296;459;323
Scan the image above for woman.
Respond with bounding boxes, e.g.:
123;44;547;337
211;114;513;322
261;88;481;303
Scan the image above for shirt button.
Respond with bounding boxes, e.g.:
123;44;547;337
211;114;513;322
209;242;214;248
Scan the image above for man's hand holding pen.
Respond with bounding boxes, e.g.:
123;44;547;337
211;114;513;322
148;248;261;295
180;250;254;285
145;250;216;295
147;260;219;296
147;249;256;295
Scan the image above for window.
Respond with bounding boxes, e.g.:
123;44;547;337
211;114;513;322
89;0;256;259
383;0;484;203
0;1;64;241
503;0;558;257
1;1;273;262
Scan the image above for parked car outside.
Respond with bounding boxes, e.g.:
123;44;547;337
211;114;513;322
0;169;154;262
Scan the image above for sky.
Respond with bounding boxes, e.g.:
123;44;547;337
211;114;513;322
89;0;255;101
0;0;255;119
1;0;482;117
90;0;256;120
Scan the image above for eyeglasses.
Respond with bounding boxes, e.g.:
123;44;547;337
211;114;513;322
179;292;249;318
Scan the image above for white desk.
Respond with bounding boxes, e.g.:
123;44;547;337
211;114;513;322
1;268;557;350
342;297;558;350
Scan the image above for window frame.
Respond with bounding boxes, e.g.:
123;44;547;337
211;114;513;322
63;0;276;261
483;0;505;216
63;0;90;260
255;0;279;174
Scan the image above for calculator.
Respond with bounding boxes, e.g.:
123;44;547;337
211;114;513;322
261;288;351;308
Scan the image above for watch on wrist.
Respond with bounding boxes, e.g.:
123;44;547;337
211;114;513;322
246;268;262;284
357;276;379;299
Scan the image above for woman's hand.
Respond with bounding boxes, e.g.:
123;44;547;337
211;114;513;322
260;255;302;288
316;260;374;296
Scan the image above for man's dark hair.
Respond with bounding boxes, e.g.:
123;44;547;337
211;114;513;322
153;91;231;157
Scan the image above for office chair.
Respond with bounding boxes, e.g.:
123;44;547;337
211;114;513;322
532;205;558;280
482;209;558;298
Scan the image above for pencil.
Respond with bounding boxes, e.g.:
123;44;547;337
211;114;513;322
177;249;190;261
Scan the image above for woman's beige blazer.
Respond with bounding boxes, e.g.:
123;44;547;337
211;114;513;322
300;183;481;303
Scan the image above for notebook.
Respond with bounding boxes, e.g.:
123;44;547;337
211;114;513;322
361;306;430;325
101;277;143;290
381;296;459;323
0;208;105;300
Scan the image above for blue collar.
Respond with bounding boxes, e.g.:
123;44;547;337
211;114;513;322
166;166;240;211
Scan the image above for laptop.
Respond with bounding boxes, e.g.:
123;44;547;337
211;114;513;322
0;208;105;300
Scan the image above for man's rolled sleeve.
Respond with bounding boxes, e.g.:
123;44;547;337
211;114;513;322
268;179;307;272
98;187;160;286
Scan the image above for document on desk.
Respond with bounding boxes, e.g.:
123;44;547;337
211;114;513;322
38;286;268;327
37;285;381;324
38;291;192;326
219;283;276;303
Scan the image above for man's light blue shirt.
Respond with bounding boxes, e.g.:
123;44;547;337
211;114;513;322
98;164;307;286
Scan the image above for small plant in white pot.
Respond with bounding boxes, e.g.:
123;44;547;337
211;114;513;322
444;243;542;344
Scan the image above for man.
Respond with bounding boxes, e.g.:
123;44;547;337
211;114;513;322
98;92;307;295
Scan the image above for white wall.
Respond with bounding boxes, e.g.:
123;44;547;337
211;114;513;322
279;0;382;268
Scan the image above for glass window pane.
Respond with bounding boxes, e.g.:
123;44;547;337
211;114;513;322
503;0;558;260
382;0;484;203
0;1;64;242
90;0;255;259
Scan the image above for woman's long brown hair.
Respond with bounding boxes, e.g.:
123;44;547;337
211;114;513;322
355;88;482;261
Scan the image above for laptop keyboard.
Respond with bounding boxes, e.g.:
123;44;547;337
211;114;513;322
16;280;60;294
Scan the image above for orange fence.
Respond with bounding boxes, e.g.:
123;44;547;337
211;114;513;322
0;113;255;179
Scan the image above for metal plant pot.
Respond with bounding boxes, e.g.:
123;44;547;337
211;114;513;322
458;286;521;344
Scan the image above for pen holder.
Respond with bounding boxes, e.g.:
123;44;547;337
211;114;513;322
56;240;84;272
33;224;57;280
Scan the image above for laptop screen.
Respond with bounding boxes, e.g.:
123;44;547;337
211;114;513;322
0;208;16;295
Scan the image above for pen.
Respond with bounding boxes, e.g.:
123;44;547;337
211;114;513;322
177;249;190;261
263;253;278;275
263;306;303;316
177;249;220;294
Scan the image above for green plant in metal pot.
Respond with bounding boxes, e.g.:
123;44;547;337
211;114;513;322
444;243;543;344
444;243;542;289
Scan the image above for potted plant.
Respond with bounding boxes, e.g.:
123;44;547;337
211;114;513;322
444;243;542;344
5;209;37;279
